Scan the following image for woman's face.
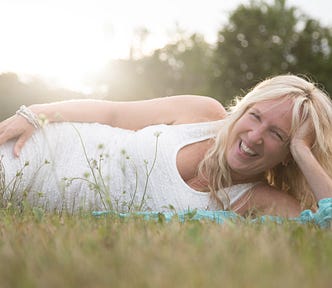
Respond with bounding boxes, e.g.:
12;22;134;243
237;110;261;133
226;98;293;182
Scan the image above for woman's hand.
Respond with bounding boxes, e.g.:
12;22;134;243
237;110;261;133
290;118;315;153
289;117;332;200
0;114;36;157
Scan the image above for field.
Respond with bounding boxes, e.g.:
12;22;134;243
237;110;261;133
0;210;331;288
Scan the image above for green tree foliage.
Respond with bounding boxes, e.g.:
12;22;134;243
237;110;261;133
144;33;214;97
0;73;84;120
211;0;332;104
97;33;214;101
289;19;332;92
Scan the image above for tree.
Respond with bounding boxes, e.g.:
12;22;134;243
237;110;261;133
141;33;214;97
97;31;214;100
289;19;332;93
211;0;332;104
0;73;84;120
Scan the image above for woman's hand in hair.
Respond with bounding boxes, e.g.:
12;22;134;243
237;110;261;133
290;118;315;152
289;116;332;200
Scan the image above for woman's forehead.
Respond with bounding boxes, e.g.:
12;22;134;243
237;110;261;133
251;98;294;114
250;99;294;133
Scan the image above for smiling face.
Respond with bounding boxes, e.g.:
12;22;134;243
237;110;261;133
226;98;293;183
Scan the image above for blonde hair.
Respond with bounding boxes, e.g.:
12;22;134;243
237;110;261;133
200;74;332;210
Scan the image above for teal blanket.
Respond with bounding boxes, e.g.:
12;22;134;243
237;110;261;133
93;198;332;229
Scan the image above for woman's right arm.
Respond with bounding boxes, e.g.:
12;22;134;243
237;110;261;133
0;96;226;156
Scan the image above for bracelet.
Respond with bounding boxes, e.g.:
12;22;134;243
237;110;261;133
16;105;41;129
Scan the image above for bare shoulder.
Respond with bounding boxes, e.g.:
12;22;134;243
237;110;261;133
166;95;227;124
237;183;302;217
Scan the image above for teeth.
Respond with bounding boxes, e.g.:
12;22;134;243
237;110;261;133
240;141;257;156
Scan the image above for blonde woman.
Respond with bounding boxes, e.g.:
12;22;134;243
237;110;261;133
0;74;331;216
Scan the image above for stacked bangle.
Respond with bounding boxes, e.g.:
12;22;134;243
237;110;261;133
16;105;41;129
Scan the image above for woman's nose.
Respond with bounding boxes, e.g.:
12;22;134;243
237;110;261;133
248;127;264;145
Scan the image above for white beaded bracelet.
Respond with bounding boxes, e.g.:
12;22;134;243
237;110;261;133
16;105;41;129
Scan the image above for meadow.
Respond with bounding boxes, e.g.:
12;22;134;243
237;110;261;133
0;123;331;287
0;209;331;288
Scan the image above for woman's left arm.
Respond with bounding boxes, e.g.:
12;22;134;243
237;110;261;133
290;120;332;200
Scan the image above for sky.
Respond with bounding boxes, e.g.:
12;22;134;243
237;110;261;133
0;0;331;93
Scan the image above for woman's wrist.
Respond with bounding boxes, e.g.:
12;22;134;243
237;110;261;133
16;105;42;128
29;103;60;124
290;140;311;161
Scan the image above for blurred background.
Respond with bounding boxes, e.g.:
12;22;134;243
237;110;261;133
1;0;332;120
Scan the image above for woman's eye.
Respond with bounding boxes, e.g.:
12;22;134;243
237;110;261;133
249;112;259;120
272;130;283;141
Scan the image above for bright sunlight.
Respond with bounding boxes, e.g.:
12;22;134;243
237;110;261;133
0;0;331;94
0;0;241;93
0;1;132;93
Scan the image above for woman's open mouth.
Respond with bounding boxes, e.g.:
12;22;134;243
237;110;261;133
239;140;258;157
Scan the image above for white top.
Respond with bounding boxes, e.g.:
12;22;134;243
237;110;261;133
0;121;257;213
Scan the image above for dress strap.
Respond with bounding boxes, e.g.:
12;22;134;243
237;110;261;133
171;120;224;146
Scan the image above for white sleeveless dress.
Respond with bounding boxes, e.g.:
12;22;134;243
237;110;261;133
0;121;256;213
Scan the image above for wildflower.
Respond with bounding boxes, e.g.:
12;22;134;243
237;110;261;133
154;131;162;137
37;113;49;126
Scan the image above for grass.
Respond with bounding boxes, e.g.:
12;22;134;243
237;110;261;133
1;122;331;287
0;209;331;288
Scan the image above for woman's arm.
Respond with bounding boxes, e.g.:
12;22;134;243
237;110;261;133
29;95;224;129
0;95;226;156
291;142;332;201
290;119;332;201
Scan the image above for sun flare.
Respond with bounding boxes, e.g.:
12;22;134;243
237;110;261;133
0;0;163;93
0;0;235;93
1;0;328;94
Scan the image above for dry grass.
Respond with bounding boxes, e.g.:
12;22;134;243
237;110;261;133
0;210;331;288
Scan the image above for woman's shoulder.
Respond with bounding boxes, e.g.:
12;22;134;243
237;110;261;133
245;183;302;217
168;95;227;124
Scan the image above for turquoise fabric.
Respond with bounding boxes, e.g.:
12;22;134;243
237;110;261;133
92;198;332;229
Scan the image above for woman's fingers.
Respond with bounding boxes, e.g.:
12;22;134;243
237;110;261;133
0;115;36;155
292;119;314;145
14;132;32;157
0;125;20;145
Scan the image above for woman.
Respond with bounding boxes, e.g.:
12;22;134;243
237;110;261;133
0;74;332;216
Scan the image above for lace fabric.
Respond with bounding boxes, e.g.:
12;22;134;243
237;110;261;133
0;121;256;212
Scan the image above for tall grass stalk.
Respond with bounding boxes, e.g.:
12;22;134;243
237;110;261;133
71;124;109;211
139;132;160;210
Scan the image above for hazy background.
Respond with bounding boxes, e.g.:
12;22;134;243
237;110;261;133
1;0;332;119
